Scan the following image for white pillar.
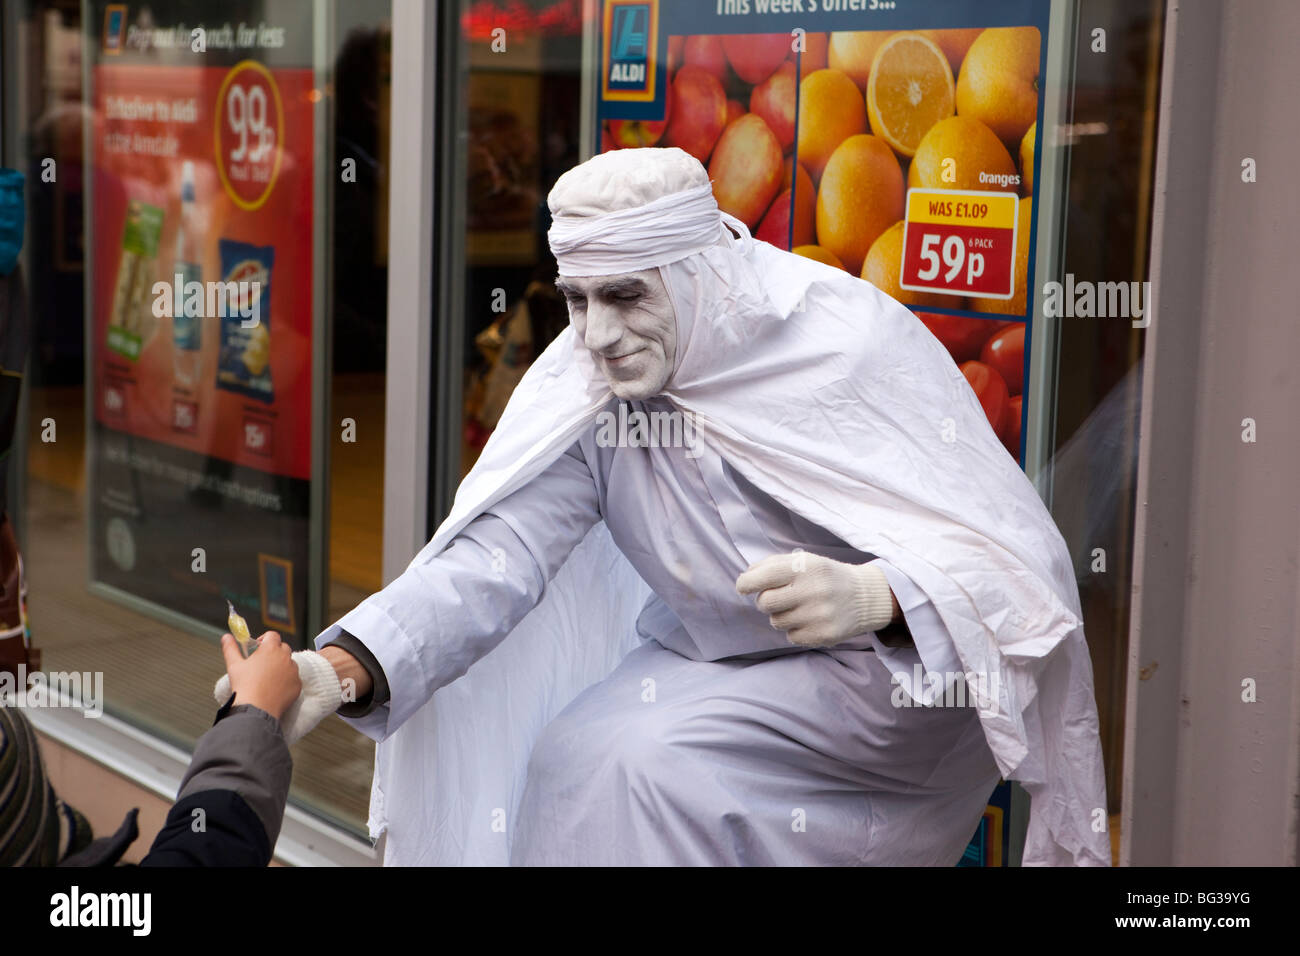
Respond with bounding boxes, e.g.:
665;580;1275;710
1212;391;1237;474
1126;0;1300;866
382;0;437;582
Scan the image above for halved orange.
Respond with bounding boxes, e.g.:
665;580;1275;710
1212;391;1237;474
866;32;955;159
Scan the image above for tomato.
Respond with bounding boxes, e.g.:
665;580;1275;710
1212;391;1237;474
960;360;1010;433
916;313;1000;364
980;323;1026;395
1001;394;1023;458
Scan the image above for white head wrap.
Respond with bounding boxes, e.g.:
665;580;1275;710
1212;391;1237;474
546;147;742;276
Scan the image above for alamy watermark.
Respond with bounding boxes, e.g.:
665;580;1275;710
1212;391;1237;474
0;665;104;718
1042;274;1152;328
595;403;702;458
151;274;261;328
50;886;150;936
890;664;1001;717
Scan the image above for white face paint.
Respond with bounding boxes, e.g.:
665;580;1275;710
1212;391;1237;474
556;268;677;400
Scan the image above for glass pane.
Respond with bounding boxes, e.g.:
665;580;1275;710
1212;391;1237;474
7;0;391;837
448;1;585;482
1044;0;1165;836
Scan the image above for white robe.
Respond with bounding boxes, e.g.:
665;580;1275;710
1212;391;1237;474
324;396;1000;864
316;227;1110;866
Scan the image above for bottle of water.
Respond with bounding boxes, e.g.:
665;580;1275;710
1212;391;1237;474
173;161;201;388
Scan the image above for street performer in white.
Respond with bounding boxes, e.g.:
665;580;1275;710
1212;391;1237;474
310;147;1109;866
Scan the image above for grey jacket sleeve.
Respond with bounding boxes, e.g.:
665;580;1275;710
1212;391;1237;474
176;703;293;849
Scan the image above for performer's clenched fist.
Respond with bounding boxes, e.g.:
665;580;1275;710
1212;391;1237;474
736;552;900;647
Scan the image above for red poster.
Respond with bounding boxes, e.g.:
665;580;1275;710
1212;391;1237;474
91;61;313;480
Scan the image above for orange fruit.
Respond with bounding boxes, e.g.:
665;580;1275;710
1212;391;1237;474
955;27;1040;148
866;32;955;158
916;28;984;76
1020;121;1036;194
793;245;846;270
814;134;903;276
907;115;1017;191
796;69;868;183
827;31;893;89
859;221;952;308
970;196;1033;315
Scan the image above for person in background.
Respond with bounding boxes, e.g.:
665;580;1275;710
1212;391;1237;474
0;703;94;866
0;168;34;684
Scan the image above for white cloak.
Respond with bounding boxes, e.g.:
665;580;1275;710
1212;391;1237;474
316;222;1110;867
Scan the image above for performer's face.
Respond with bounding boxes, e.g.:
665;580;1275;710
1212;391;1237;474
556;269;677;400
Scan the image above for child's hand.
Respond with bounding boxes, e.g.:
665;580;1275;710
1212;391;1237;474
220;631;302;721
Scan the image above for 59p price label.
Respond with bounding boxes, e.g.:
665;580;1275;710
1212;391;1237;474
214;60;284;211
900;189;1019;299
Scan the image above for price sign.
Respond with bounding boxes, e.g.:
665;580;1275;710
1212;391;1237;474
214;60;284;211
104;384;125;416
243;418;272;456
900;189;1019;299
172;399;198;434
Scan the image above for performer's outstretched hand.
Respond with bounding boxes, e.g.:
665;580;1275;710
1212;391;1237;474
736;552;900;647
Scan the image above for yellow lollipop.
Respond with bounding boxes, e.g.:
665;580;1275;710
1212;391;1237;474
226;600;257;657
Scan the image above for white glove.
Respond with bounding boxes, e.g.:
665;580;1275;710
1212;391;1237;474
736;552;899;648
213;649;343;746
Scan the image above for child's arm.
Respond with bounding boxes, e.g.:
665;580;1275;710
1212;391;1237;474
140;633;299;867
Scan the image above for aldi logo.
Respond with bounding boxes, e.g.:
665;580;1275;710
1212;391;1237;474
102;4;128;55
602;1;658;103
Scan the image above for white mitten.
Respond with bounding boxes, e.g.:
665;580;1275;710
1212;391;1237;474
212;650;343;746
736;552;898;648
